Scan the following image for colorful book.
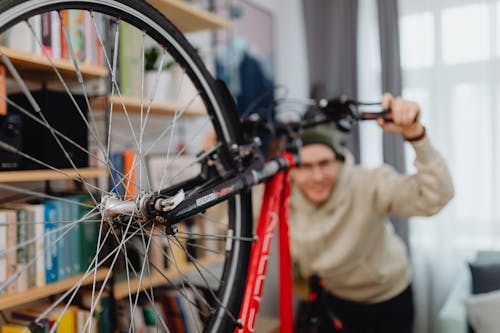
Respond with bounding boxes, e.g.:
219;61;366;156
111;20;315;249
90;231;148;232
4;210;17;294
123;150;137;200
1;324;31;333
68;10;86;62
41;12;52;56
25;204;45;287
118;21;142;97
15;207;29;292
68;195;82;276
0;65;6;116
44;200;59;284
109;152;124;196
79;194;98;273
0;211;7;293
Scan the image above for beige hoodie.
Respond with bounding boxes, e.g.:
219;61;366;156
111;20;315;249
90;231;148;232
289;136;454;303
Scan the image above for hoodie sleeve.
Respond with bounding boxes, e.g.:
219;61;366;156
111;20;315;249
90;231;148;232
372;136;455;217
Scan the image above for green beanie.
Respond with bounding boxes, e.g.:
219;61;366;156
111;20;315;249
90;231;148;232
301;126;345;161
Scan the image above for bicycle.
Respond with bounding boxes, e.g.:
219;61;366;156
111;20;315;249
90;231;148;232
0;1;389;332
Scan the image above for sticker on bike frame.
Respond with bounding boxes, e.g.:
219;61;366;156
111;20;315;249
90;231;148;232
195;185;235;207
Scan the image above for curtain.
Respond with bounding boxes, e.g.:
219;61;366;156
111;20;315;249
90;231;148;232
377;0;410;246
303;0;360;161
398;0;500;332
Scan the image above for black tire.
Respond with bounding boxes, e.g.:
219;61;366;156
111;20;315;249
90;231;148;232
0;1;252;332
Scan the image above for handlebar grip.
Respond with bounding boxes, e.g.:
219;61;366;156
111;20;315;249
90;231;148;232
359;110;391;121
359;110;418;123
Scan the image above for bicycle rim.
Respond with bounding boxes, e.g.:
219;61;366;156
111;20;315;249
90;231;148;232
0;0;252;332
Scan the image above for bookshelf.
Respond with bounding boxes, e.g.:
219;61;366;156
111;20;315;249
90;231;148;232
147;0;229;33
0;167;107;183
0;2;227;327
0;47;108;81
0;268;110;311
90;95;207;116
113;255;223;299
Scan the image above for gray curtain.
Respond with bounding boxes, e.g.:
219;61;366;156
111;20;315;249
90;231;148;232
377;0;409;245
303;0;360;161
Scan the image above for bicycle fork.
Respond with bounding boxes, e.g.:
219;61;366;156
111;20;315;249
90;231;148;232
236;152;295;333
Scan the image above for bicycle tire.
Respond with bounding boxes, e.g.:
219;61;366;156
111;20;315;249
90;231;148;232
0;1;252;332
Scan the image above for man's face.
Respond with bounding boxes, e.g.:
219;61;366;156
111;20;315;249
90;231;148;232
291;144;341;207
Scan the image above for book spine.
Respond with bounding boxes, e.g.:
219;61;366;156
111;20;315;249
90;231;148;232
69;195;82;276
79;195;97;273
5;210;17;294
29;15;42;55
16;208;29;292
0;212;7;293
24;208;36;288
123;150;137;200
44;201;58;284
118;21;143;97
51;11;61;59
8;22;32;52
29;205;46;288
41;12;52;57
109;152;124;196
0;65;5;116
84;11;93;64
60;10;69;59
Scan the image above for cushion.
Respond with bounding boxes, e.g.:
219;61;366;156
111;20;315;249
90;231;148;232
464;289;500;333
468;260;500;294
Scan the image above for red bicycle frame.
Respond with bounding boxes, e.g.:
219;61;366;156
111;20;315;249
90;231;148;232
236;152;296;333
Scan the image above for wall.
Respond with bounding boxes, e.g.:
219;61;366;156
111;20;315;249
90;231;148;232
249;0;309;100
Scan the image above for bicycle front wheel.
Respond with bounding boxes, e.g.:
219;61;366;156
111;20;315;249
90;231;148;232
0;1;252;332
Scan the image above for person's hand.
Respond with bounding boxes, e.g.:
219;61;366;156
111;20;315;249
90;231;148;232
378;92;425;140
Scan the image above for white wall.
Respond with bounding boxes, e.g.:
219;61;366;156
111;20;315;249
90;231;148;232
246;0;309;100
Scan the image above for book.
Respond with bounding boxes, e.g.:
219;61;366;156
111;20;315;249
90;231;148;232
78;194;98;273
10;308;51;332
1;324;31;333
118;21;142;97
109;152;124;196
60;10;69;59
30;15;42;55
4;210;17;294
51;11;61;59
44;200;59;284
7;22;32;53
15;207;29;292
25;204;45;287
0;65;6;116
41;12;52;56
68;195;82;276
0;211;7;293
132;306;146;333
57;200;69;280
123;150;137;200
68;10;86;62
157;289;185;333
177;288;204;333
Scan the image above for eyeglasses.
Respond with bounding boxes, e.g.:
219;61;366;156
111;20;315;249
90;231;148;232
296;158;337;173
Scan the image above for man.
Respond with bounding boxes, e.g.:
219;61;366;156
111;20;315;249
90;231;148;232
289;93;454;333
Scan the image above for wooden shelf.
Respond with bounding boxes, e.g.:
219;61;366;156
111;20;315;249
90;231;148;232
90;95;207;117
147;0;229;33
0;47;108;82
0;268;110;311
0;167;108;183
114;256;222;299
